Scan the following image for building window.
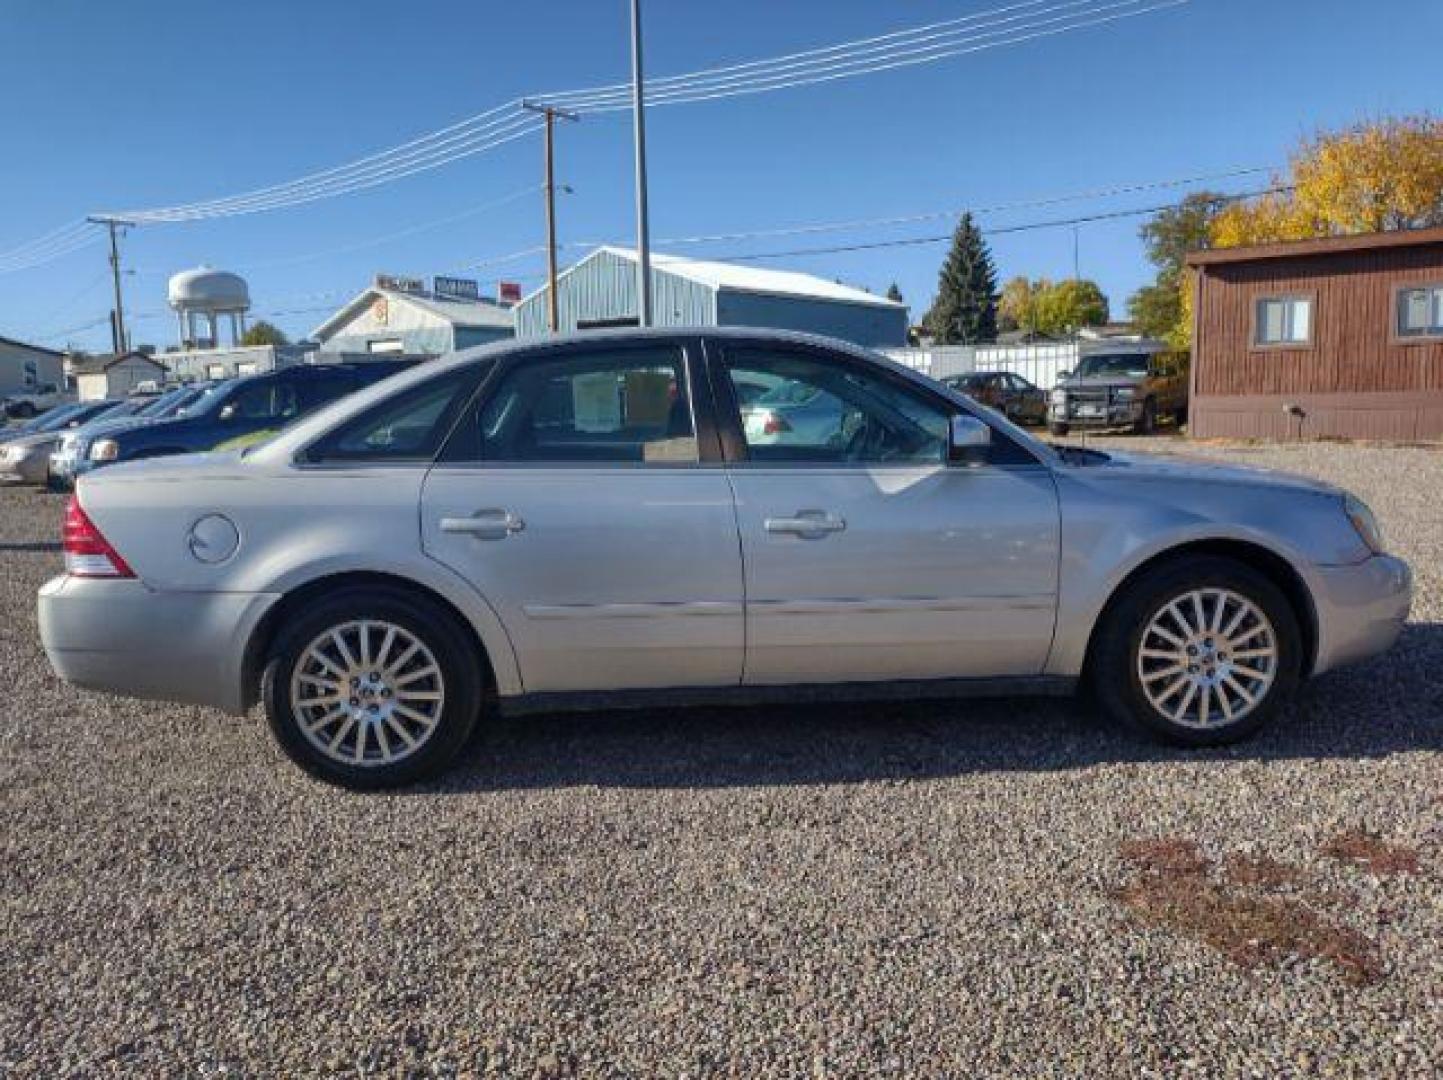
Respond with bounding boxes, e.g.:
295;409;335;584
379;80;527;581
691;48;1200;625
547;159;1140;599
1255;296;1313;347
1397;285;1443;339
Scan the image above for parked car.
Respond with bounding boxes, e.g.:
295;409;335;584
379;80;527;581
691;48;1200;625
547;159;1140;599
943;371;1048;425
83;362;410;471
0;400;128;485
2;382;73;419
49;383;212;491
2;401;91;444
1048;352;1187;437
39;329;1411;789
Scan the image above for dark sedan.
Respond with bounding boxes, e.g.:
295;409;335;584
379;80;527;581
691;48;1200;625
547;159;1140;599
942;371;1047;426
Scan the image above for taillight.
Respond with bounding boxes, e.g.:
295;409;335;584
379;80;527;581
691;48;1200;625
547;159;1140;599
62;496;134;579
762;412;792;436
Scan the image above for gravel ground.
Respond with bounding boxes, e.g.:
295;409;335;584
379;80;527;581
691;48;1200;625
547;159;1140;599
1;440;1440;1077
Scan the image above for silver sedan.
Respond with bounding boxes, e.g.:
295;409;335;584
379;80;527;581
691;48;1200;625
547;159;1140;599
38;329;1412;789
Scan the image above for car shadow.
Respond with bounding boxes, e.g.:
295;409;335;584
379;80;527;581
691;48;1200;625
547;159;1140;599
415;622;1442;794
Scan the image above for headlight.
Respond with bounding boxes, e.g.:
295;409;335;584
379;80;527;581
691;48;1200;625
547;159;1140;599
1113;386;1136;400
1049;388;1068;405
1344;494;1384;554
90;439;120;462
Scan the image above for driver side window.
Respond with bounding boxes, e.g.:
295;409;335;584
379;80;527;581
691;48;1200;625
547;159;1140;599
724;349;949;465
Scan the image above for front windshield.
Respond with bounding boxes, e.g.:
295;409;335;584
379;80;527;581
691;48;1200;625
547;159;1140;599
137;387;189;417
185;380;238;416
36;403;102;432
1074;354;1149;379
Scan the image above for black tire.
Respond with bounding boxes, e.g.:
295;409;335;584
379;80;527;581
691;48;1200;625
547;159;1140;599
1133;398;1157;436
262;586;482;789
11;402;36;419
1172;404;1189;427
1091;556;1302;747
1049;422;1070;438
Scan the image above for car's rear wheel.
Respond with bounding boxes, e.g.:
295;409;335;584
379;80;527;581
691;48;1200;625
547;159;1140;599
1049;422;1070;437
11;402;35;418
262;587;481;788
1093;556;1302;746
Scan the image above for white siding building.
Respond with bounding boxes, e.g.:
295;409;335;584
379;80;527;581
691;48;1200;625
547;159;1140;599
0;336;66;398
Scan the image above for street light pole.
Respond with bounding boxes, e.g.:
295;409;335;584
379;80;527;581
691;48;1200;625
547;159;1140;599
629;0;653;327
521;101;579;333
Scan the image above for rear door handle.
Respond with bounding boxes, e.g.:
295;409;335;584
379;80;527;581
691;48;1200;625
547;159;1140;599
440;509;525;541
764;509;846;539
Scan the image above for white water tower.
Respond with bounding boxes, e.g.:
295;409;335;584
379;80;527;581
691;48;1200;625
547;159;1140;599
168;266;251;348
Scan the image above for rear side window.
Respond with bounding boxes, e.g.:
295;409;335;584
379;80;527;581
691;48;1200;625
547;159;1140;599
470;347;697;465
305;369;477;463
225;380;300;422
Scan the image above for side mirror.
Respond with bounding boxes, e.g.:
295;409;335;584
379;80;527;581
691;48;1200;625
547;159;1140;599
948;414;992;464
1056;370;1072;381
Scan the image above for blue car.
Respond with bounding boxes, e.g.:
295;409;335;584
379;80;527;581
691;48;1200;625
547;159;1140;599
49;384;213;490
0;400;126;445
82;362;412;475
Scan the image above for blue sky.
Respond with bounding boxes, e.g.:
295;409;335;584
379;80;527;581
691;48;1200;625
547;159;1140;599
2;0;1440;351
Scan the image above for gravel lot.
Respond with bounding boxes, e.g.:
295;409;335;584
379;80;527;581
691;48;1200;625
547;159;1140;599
2;439;1439;1077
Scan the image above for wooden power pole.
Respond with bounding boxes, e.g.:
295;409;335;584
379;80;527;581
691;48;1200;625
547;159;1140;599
88;215;133;354
520;101;578;332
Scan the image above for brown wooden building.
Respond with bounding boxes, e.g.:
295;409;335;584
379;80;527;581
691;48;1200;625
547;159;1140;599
1187;226;1443;440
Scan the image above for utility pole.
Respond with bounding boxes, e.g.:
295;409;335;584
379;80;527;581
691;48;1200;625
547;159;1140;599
629;0;653;327
88;215;133;354
521;101;579;333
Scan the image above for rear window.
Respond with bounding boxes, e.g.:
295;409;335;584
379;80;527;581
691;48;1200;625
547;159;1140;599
303;368;478;463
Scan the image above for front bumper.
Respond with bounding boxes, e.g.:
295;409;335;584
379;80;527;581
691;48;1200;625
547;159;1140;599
46;449;97;490
1311;555;1412;675
1050;400;1143;428
0;450;49;485
38;575;279;714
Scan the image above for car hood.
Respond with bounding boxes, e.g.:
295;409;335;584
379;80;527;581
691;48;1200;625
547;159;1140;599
72;414;166;442
1087;449;1343;498
2;431;62;453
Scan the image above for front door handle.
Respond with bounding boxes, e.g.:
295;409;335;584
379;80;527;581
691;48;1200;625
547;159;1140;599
764;509;846;539
440;509;525;541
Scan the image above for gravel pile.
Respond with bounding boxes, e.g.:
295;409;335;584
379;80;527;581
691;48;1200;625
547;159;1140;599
2;442;1439;1076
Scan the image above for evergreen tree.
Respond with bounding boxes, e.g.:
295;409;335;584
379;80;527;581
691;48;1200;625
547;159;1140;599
923;213;997;345
885;282;904;303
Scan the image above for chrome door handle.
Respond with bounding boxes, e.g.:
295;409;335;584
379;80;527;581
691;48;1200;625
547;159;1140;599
764;509;846;539
440;509;525;540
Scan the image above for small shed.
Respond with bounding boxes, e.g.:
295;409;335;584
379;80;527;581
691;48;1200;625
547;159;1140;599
0;336;66;397
1187;226;1443;440
515;247;909;348
311;281;514;358
72;352;168;401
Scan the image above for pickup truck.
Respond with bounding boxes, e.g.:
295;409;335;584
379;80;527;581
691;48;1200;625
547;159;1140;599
2;383;73;419
1047;352;1187;437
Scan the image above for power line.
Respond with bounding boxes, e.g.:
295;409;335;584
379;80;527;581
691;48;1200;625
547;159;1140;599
1;0;1189;266
545;0;1184;111
712;186;1291;263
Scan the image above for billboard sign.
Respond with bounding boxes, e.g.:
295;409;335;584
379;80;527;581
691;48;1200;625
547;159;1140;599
375;273;425;296
433;275;481;301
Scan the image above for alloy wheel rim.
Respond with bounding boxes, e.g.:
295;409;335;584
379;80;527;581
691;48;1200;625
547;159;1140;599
290;620;445;768
1136;588;1278;729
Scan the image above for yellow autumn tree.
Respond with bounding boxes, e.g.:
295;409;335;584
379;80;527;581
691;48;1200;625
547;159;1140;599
1210;115;1443;247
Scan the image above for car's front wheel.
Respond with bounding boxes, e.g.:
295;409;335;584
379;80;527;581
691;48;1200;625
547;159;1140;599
1093;556;1302;746
262;587;482;788
1049;422;1070;437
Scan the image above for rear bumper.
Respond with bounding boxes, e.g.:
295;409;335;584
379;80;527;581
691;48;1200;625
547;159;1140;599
38;575;279;714
1311;555;1412;675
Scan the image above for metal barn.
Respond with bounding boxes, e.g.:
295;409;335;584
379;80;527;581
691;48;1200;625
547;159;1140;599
515;247;908;348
